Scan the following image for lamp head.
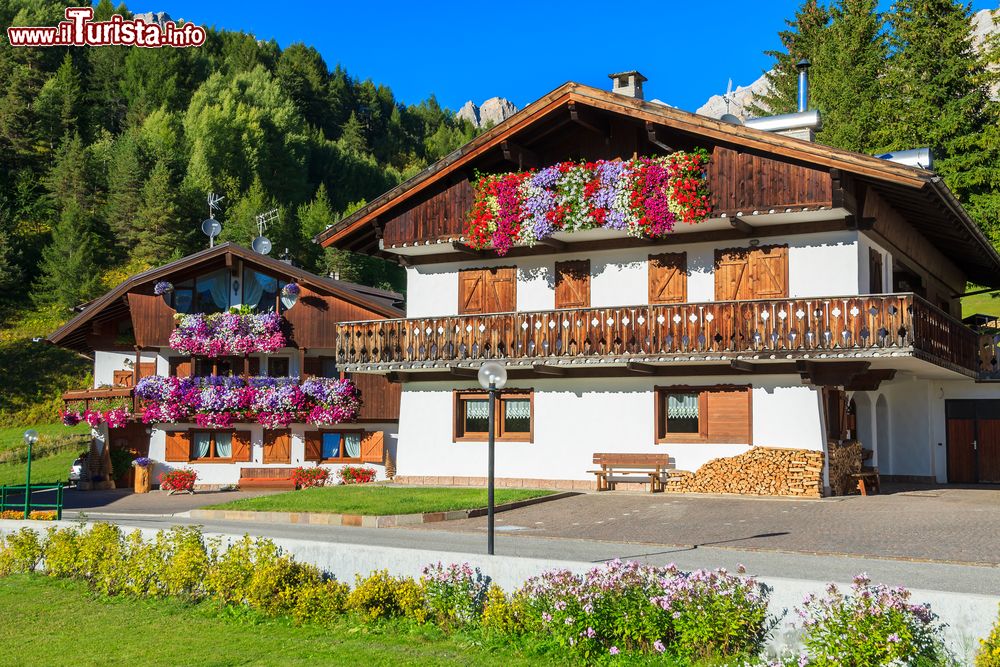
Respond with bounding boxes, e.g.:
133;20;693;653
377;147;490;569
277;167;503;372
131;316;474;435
477;361;508;389
23;429;38;445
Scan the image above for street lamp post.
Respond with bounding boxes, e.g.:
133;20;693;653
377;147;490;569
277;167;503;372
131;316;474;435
23;429;38;519
477;361;507;555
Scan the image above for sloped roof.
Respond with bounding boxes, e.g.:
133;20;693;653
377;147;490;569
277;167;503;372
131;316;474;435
315;81;1000;287
48;243;404;349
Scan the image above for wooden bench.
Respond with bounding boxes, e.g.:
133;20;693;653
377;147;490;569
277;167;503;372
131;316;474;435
588;453;674;493
239;467;296;490
852;467;880;496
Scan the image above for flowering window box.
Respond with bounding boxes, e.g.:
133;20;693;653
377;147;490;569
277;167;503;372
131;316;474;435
169;311;287;357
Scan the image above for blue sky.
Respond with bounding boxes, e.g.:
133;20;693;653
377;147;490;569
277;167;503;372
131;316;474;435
137;0;996;112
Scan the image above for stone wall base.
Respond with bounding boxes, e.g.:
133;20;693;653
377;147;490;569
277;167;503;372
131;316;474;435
393;476;595;491
665;447;824;498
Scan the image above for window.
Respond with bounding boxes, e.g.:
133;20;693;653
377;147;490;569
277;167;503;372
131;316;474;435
191;431;233;461
454;390;533;442
320;432;362;461
655;385;751;444
243;269;292;313
267;357;290;377
195;269;231;313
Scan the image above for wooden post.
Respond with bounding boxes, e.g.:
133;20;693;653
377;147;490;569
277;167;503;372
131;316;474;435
298;348;305;382
133;346;141;387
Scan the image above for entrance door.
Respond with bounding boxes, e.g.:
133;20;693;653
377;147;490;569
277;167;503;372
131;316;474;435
945;400;1000;483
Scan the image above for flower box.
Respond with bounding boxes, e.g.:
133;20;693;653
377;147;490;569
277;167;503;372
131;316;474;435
169;311;287;357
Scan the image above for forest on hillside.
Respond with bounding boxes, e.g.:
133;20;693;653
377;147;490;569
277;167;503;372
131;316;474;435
0;0;998;427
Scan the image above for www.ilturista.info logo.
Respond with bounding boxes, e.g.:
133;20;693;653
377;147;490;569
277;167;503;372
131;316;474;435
7;7;206;48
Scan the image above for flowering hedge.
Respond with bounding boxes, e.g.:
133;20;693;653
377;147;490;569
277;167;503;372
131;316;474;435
135;375;361;428
160;468;197;492
465;152;712;255
169;311;286;357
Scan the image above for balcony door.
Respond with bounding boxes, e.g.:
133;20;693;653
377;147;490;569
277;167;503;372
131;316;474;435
458;267;516;314
946;400;1000;483
714;245;788;301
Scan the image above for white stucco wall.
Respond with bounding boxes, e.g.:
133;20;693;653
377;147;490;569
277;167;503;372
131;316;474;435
93;351;162;388
145;423;398;487
394;375;824;482
404;231;861;318
857;233;893;294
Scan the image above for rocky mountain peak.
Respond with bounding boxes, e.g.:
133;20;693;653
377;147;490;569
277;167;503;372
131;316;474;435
457;96;518;129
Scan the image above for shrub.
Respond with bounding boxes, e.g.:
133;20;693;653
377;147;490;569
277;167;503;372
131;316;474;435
159;526;209;600
421;561;491;626
347;570;427;622
160;468;197;492
42;526;81;578
978;604;1000;666
481;584;531;636
292;579;350;625
0;527;44;575
291;466;329;489
0;510;57;520
797;573;946;666
337;465;377;485
204;535;257;606
120;529;168;597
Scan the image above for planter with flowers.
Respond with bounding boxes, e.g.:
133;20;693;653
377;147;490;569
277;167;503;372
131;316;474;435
133;457;154;494
465;152;712;255
337;465;377;485
169;310;287;357
160;467;197;494
291;466;329;489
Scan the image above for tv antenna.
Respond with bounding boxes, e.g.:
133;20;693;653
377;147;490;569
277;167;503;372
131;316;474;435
252;208;278;255
201;192;224;248
723;78;735;114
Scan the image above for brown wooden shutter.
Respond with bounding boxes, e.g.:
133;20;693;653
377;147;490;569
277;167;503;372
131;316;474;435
648;253;687;304
704;387;752;443
263;430;291;464
232;430;253;462
169;358;192;378
486;267;517;312
360;430;385;464
749;245;788;299
458;269;486;314
302;356;321;377
164;432;190;462
714;249;751;301
869;247;883;294
304;431;322;462
247;357;261;376
555;260;590;309
138;363;156;378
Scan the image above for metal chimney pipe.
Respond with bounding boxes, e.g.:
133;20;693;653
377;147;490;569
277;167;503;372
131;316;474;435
796;59;811;113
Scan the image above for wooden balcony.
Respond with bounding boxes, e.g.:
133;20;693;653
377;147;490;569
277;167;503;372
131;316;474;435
62;387;137;414
334;293;982;378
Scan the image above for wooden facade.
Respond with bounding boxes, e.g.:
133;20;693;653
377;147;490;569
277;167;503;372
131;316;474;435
334;293;979;376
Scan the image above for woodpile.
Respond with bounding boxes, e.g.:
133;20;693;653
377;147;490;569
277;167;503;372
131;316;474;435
827;440;863;496
665;447;824;498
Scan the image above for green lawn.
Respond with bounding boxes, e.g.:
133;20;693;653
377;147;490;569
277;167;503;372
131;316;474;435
207;485;554;515
0;421;88;453
962;291;1000;319
0;449;80;487
0;421;89;487
0;575;578;667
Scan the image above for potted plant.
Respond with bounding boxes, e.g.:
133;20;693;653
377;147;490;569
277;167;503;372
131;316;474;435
133;457;154;494
160;468;197;495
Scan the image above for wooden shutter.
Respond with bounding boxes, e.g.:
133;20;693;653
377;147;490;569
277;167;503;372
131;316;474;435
704;387;752;443
113;370;134;387
824;388;847;441
232;430;253;462
164;432;190;462
715;249;751;301
486;267;516;312
304;431;322;462
749;245;788;299
138;363;156;378
360;430;385;464
263;430;291;464
458;269;486;314
169;358;192;378
302;356;321;378
648;253;687;304
869;247;884;294
554;260;590;309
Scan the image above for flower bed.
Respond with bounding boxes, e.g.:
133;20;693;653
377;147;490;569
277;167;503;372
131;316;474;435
169;311;286;357
465;152;711;255
134;375;361;428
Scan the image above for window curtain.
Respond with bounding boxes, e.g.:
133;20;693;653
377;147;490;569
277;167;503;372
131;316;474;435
344;433;361;458
214;432;232;458
667;394;699;419
193;432;211;459
242;270;266;310
205;271;230;310
466;400;489;420
503;398;531;432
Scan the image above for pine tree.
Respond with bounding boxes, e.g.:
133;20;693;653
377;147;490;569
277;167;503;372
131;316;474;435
752;0;831;116
36;201;102;309
44;132;94;214
133;159;182;265
103;130;148;255
338;111;369;155
34;53;83;149
813;0;887;152
296;183;336;272
0;229;16;290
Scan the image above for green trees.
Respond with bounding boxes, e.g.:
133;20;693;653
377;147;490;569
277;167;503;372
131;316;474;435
36;202;102;308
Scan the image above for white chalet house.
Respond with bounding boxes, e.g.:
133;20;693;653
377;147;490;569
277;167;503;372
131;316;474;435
316;75;1000;496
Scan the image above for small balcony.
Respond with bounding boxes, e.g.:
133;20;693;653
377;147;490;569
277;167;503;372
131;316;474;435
334;293;984;378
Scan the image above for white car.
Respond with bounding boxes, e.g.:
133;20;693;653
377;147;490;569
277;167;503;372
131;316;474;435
68;456;85;486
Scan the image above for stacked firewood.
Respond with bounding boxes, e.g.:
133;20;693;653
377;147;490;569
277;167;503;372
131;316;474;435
827;440;863;496
665;447;824;498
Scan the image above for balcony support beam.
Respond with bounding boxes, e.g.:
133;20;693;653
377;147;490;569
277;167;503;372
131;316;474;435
730;217;753;235
796;360;871;387
537;237;567;252
449;366;480;379
844;369;896;391
626;361;656;374
451;241;486;258
729;359;757;373
386;371;413;383
532;363;566;376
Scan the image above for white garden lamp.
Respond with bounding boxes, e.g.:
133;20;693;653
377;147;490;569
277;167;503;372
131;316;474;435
23;429;38;518
477;361;507;555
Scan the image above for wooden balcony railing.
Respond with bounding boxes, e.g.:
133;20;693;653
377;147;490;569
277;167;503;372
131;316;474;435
62;387;137;414
335;293;981;377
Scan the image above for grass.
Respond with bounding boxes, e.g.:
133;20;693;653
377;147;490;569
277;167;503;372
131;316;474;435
0;575;582;667
0;421;89;487
0;448;80;487
0;421;88;453
207;485;555;515
962;291;1000;319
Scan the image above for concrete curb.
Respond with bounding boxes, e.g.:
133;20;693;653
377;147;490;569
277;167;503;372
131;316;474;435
187;491;578;527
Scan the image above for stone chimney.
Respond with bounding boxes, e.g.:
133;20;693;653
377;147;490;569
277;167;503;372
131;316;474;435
608;71;647;100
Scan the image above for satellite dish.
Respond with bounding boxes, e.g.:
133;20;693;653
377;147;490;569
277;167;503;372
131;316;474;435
252;236;273;255
720;113;743;125
201;218;222;237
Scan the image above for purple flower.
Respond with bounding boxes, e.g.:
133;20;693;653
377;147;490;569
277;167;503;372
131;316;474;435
609;647;619;655
153;280;173;296
282;282;300;297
